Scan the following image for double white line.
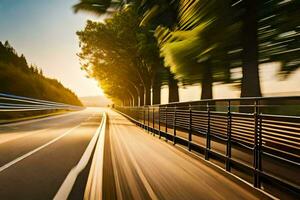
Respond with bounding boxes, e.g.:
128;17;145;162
54;112;107;200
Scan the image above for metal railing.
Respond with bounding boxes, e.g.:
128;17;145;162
115;96;300;198
0;93;83;112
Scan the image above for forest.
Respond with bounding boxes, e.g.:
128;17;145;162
0;41;82;106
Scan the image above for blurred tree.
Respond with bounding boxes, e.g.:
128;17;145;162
74;0;300;103
257;0;300;78
238;0;300;97
155;0;236;99
77;8;161;106
240;0;261;97
73;0;180;104
156;0;300;99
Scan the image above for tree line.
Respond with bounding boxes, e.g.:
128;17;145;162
0;41;82;106
74;0;300;106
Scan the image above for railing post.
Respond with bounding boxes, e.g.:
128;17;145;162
226;100;232;171
173;106;177;145
257;113;262;189
143;106;145;129
253;100;260;188
159;106;161;139
205;102;211;160
165;106;168;141
148;106;150;132
152;107;155;136
188;104;192;151
139;108;142;127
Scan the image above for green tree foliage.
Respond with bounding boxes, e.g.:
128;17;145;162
155;0;300;98
0;41;82;106
74;0;300;103
155;0;237;99
74;0;181;104
257;0;300;77
77;6;173;105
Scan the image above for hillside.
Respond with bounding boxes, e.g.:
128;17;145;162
0;41;82;106
80;96;112;107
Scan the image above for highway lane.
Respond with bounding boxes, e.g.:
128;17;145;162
104;110;268;200
0;108;102;199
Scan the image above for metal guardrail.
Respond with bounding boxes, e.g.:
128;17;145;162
0;93;83;112
116;96;300;198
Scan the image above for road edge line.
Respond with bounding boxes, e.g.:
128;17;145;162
83;112;107;200
53;112;106;200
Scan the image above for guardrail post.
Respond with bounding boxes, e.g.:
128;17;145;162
257;113;262;189
140;108;143;127
152;107;155;136
253;100;261;188
226;100;232;171
148;106;150;132
173;106;177;145
143;106;145;129
165;106;168;141
159;106;161;138
188;104;192;151
205;102;211;160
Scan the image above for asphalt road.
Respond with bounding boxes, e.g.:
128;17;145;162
103;110;267;200
0;108;102;200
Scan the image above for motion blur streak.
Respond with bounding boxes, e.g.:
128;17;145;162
103;109;266;200
0;108;102;199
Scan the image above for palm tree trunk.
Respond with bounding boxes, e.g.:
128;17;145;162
168;73;179;103
241;0;261;97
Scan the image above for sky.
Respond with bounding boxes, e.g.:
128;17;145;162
0;0;104;97
0;0;299;102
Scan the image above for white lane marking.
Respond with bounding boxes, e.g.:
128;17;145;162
84;112;107;200
54;112;106;200
0;129;49;144
0;121;86;173
0;128;50;145
0;113;94;145
0;115;93;145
